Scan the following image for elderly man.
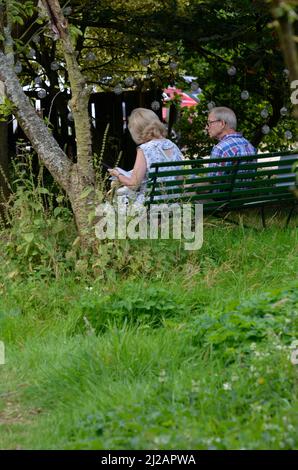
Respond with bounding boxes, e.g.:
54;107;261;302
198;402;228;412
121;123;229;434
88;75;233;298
206;107;256;174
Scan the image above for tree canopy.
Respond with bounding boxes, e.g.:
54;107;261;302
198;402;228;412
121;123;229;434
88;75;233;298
0;0;297;243
2;0;296;153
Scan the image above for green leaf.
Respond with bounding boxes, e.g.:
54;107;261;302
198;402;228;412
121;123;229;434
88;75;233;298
37;187;50;194
52;220;66;234
54;207;62;217
79;187;93;200
23;233;34;243
13;15;24;25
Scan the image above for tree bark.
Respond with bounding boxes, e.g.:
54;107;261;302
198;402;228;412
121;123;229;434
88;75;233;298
270;0;298;119
41;0;95;177
41;0;96;246
0;119;9;220
0;52;96;245
0;0;98;248
0;52;73;190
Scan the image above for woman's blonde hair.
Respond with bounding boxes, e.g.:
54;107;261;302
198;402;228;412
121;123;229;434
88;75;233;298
128;108;167;144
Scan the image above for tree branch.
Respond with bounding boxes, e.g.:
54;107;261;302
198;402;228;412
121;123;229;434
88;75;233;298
0;51;72;191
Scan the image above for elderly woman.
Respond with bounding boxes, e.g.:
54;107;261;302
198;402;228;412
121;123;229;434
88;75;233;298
108;108;183;203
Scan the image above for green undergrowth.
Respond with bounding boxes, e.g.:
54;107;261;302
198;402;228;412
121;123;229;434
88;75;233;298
0;206;297;449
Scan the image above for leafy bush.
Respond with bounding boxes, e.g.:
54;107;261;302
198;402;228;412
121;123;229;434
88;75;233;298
172;96;212;158
189;285;298;355
75;284;186;332
0;151;75;276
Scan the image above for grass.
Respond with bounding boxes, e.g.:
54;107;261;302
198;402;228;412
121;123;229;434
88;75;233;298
0;220;298;449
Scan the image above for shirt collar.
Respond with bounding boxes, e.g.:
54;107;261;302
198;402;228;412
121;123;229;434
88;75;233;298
220;132;243;141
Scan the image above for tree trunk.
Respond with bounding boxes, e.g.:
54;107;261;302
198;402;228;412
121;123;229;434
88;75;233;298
270;0;298;119
41;0;96;247
0;119;9;220
0;0;98;248
0;52;72;189
0;52;94;246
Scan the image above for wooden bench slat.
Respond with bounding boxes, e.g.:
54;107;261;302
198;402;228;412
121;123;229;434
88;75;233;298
150;178;297;197
150;184;294;200
148;158;297;178
145;152;297;220
149;176;296;193
147;191;294;206
149;150;298;168
147;168;297;188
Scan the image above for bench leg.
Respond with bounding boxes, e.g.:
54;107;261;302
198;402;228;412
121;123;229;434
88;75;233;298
285;205;295;228
260;207;266;228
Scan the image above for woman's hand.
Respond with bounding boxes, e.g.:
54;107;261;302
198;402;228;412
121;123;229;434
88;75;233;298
108;149;146;188
108;168;120;178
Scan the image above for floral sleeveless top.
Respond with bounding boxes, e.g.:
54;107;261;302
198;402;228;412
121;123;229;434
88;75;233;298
137;138;183;202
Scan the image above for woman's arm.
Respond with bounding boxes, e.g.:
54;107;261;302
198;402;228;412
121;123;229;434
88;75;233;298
109;148;147;188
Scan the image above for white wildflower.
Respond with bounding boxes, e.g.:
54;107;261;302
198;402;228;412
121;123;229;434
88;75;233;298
290;350;298;365
191;380;200;393
158;369;167;383
223;383;232;391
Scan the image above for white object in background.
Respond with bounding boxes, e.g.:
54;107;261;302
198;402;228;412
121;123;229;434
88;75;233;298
115;167;132;177
0;81;5;104
275;154;297;187
0;341;4;365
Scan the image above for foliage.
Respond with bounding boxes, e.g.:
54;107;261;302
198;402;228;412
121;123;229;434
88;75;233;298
2;0;297;157
172;98;212;158
3;0;35;27
189;286;298;358
0;96;16;121
75;285;186;332
1;146;75;275
0;273;297;449
0;217;297;449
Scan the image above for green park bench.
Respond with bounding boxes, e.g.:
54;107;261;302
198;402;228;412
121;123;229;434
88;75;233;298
146;150;298;227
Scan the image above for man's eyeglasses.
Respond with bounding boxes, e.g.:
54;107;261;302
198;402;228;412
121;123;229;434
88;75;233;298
206;119;221;127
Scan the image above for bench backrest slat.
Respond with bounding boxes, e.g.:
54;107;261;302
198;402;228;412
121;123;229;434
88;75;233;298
148;150;298;169
148;168;297;188
145;151;298;210
148;158;297;179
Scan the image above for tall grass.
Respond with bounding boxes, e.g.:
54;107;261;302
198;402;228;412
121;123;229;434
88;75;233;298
0;220;297;449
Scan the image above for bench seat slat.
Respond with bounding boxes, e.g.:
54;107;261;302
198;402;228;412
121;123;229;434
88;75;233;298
150;181;296;197
149;176;296;193
147;192;294;206
150;185;294;200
